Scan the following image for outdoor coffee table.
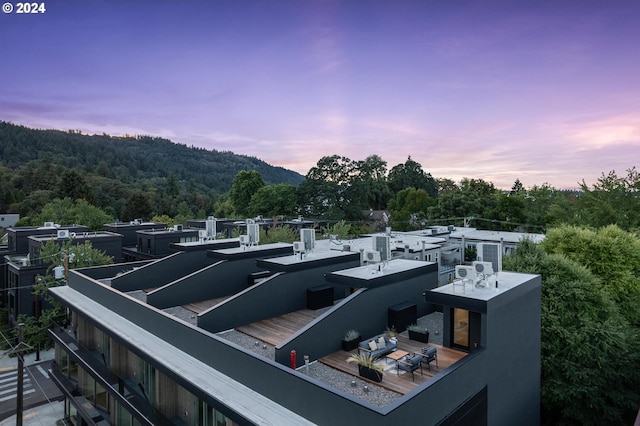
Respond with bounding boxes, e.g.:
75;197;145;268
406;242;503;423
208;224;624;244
385;349;409;363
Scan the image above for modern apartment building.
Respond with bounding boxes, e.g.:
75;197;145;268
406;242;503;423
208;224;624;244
47;233;541;425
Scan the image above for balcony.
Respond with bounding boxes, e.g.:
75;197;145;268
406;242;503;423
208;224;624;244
49;325;174;426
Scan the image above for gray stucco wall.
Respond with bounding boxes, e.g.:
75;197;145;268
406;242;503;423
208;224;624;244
485;275;541;426
146;257;266;309
110;251;211;292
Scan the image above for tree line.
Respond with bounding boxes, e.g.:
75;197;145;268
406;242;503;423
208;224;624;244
2;120;640;425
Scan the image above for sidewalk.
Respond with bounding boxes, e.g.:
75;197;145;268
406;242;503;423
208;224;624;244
0;348;55;370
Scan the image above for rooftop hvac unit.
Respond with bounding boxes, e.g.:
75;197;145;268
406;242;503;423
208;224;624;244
477;242;502;272
54;265;64;280
473;261;494;275
133;218;142;225
293;241;305;253
455;265;475;280
373;235;391;262
247;223;259;244
173;224;183;232
239;235;250;245
44;222;55;228
57;230;70;239
364;250;381;263
70;232;76;238
301;228;315;252
205;217;216;238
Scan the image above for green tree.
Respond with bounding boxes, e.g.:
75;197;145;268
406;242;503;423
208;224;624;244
510;178;524;194
297;155;359;220
577;168;640;230
248;184;297;217
15;239;114;351
351;155;391;210
28;198;112;231
541;224;640;325
428;178;499;226
504;240;640;425
122;191;153;221
388;188;435;231
322;220;352;239
150;214;174;227
229;170;265;217
56;169;94;203
388;156;438;198
258;225;299;244
523;184;578;229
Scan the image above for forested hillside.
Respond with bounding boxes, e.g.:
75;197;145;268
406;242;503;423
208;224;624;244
0;121;302;190
0;121;303;218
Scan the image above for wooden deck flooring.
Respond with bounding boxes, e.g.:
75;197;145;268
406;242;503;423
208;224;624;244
236;309;326;346
318;335;467;395
183;296;229;314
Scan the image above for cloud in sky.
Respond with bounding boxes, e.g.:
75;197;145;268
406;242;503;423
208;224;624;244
1;0;639;190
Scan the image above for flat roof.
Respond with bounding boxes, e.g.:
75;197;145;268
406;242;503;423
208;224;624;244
29;231;122;242
329;258;434;281
426;271;540;313
50;285;315;426
449;229;544;244
431;271;537;301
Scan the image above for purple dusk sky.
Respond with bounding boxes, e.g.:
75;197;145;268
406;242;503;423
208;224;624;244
2;0;639;189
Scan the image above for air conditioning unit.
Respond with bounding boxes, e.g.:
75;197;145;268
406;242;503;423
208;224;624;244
300;228;315;251
373;235;391;261
293;241;305;253
247;223;259;244
455;265;475;280
239;235;250;245
205;217;216;238
57;230;70;239
473;261;494;275
133;218;142;225
477;242;502;272
70;232;76;238
173;224;183;231
364;250;381;263
44;222;55;228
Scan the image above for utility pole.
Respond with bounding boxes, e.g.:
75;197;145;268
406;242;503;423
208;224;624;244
16;323;24;426
63;250;69;281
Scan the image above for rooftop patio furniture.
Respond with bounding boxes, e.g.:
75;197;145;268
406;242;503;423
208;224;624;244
422;346;438;371
358;333;397;359
397;354;423;381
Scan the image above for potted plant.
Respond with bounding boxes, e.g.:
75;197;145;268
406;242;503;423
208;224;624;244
385;326;397;343
346;352;383;383
407;324;430;343
341;329;361;352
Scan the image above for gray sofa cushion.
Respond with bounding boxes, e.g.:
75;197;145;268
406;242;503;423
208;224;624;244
358;334;397;358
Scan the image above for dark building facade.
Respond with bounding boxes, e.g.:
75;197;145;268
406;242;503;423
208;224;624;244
48;238;541;425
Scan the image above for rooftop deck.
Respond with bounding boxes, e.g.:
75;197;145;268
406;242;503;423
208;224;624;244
318;335;467;395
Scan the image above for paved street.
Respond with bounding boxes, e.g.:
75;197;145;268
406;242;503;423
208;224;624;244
0;350;63;423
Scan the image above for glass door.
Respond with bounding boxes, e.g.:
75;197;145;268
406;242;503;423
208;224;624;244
453;308;469;350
